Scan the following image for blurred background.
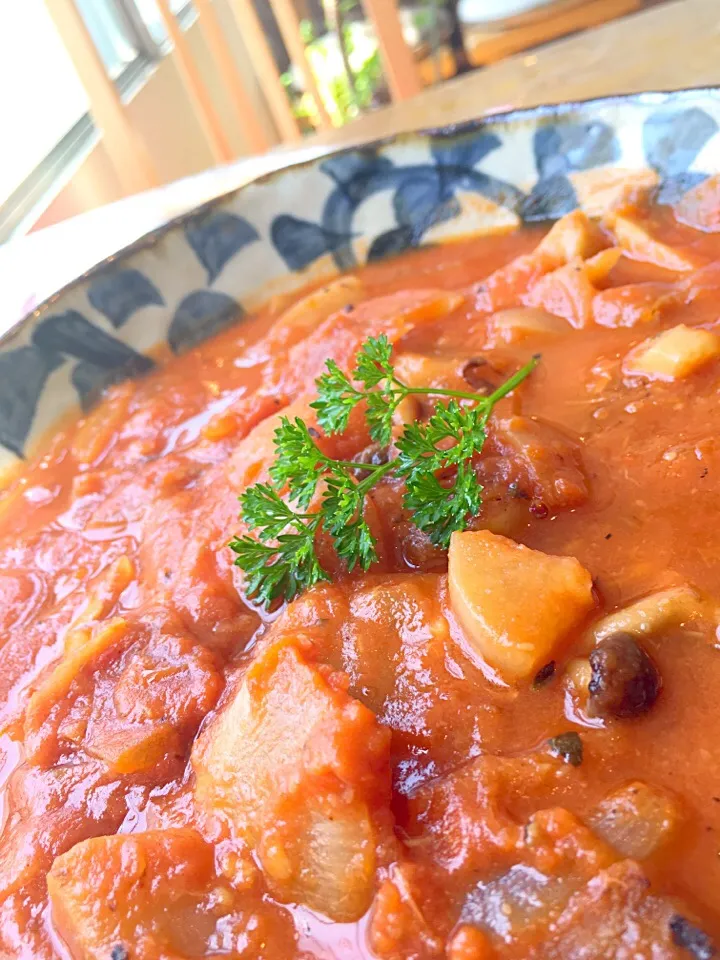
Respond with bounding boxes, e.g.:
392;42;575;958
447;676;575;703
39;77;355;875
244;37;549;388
0;0;678;246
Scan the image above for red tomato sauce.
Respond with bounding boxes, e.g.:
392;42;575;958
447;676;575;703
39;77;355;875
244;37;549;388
3;183;720;959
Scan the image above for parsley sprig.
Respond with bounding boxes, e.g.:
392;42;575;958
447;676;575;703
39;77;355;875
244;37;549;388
230;335;538;606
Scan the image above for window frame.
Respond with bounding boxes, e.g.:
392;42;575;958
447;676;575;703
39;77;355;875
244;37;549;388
0;0;198;245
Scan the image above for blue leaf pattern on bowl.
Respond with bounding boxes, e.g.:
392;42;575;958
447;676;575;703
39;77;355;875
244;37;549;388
655;171;710;205
0;348;64;458
71;355;157;412
534;122;619;178
430;130;503;170
185;211;260;284
271;216;355;271
319;150;395;196
394;176;461;240
88;269;165;327
33;311;155;372
318;158;524;271
521;174;579;221
644;106;718;176
522;120;620;221
368;226;418;262
169;290;242;354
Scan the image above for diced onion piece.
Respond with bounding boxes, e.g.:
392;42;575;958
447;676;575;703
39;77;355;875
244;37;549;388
623;324;720;381
525;260;597;329
537;211;607;263
593;282;678;329
569;167;659;217
293;806;376;920
674;174;720;233
488;307;570;344
268;276;364;349
584;247;622;284
393;352;463;388
448;531;595;681
607;215;697;272
589;781;682;860
461;863;574;942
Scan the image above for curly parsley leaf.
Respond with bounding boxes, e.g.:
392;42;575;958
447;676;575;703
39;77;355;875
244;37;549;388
403;463;483;548
353;334;394;387
269;417;325;508
231;339;539;606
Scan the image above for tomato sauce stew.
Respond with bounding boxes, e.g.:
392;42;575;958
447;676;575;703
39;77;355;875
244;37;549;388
3;177;720;959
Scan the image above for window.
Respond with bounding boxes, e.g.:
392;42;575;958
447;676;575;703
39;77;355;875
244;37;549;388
0;0;89;208
0;0;197;243
75;0;146;80
129;0;198;49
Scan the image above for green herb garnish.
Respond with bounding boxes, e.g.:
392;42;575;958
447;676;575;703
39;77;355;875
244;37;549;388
230;335;538;606
547;731;584;767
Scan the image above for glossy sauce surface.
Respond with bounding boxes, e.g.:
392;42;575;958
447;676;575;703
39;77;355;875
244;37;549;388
3;185;720;958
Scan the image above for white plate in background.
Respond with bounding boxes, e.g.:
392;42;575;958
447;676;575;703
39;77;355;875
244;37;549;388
458;0;589;30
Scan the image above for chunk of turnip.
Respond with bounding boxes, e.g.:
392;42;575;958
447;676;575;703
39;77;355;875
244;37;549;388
449;531;595;681
192;638;393;921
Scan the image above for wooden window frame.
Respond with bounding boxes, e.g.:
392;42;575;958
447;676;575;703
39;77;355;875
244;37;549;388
0;0;196;243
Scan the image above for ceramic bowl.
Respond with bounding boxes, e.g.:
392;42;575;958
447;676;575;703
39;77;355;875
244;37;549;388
2;88;719;475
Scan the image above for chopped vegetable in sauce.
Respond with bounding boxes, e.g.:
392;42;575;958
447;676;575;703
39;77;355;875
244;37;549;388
547;731;584;766
2;197;720;958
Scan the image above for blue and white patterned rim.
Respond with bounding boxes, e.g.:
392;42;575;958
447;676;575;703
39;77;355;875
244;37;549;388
2;87;720;472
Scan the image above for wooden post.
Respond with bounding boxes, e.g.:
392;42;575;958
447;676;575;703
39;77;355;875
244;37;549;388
153;0;236;163
223;0;301;142
43;0;159;195
362;0;422;101
268;0;333;127
193;0;273;152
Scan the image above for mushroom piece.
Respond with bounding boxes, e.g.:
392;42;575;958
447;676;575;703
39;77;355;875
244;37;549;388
590;585;714;643
586;633;661;720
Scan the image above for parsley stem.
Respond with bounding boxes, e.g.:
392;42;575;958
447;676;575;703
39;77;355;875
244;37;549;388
331;458;395;476
353;459;395;493
483;354;540;407
398;354;540;407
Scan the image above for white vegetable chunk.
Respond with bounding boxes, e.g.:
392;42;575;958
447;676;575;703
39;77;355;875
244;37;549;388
607;215;698;272
536;210;606;263
269;276;364;348
448;531;595;681
589;781;682;860
623;324;720;381
590;584;714;642
488;307;570;344
192;638;393;921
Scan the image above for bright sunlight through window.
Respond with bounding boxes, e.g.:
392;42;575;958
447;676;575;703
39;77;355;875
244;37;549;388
0;0;89;206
